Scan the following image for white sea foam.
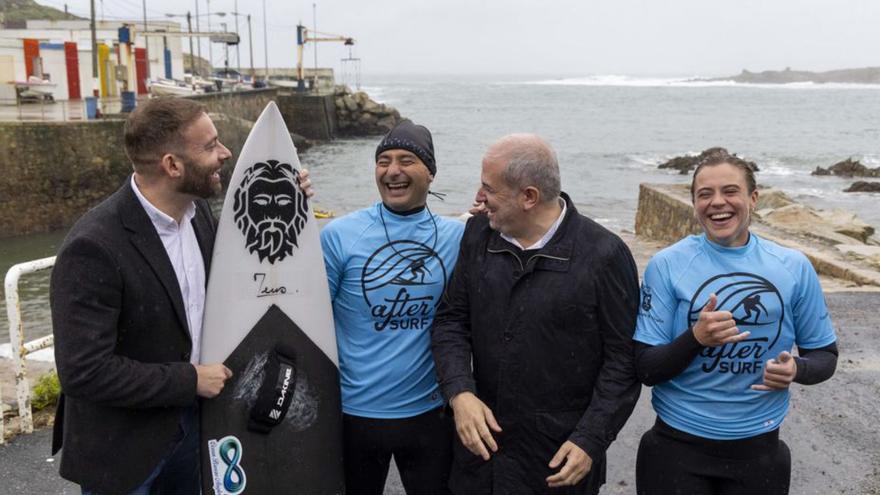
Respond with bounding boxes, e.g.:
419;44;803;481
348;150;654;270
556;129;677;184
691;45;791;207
626;154;663;167
509;75;880;90
860;155;880;166
757;159;803;177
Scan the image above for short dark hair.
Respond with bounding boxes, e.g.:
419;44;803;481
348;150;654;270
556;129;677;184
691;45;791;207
124;97;206;172
690;149;757;199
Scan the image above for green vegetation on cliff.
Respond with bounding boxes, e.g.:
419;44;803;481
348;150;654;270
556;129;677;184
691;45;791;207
0;0;82;26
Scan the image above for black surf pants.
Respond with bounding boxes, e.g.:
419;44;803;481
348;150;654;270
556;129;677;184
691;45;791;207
636;418;791;495
343;407;453;495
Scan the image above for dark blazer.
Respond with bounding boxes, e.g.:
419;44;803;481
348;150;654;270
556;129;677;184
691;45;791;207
432;193;641;495
50;178;215;494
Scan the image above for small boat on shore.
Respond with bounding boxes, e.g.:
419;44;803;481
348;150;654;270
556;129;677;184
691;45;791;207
13;76;56;102
148;78;203;97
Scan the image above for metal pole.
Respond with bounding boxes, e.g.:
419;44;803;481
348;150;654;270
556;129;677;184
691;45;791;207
207;0;213;69
262;0;269;79
312;3;317;76
234;0;241;71
195;0;201;73
248;14;255;78
187;12;194;75
142;0;150;78
90;0;99;97
222;23;229;71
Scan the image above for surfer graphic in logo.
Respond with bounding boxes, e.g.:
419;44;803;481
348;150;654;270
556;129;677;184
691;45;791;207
688;272;784;376
641;285;653;312
233;160;309;264
360;240;448;332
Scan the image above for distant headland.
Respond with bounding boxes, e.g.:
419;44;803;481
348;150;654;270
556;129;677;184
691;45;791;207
702;67;880;84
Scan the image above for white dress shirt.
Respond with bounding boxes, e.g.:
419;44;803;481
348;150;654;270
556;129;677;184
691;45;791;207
131;176;206;365
501;198;568;251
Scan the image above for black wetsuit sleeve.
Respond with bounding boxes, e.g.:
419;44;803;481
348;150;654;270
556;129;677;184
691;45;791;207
634;329;703;386
794;342;838;385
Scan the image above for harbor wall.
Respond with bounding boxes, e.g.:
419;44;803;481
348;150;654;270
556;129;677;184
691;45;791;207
0;120;130;237
277;93;338;140
0;92;276;238
0;89;383;237
634;183;701;244
635;183;880;287
186;88;279;123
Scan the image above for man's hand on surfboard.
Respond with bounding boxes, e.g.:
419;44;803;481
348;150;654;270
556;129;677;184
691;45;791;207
195;363;233;398
299;168;315;198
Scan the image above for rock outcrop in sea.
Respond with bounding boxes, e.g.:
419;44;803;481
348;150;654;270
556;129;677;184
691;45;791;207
844;181;880;193
704;66;880;85
334;85;402;136
812;158;880;177
658;147;759;175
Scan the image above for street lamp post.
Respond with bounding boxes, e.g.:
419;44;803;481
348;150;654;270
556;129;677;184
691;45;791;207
90;0;98;97
165;12;196;75
233;0;241;71
207;0;213;68
194;0;201;70
262;0;268;79
142;0;150;78
220;22;229;71
186;12;194;75
247;15;254;79
168;11;225;76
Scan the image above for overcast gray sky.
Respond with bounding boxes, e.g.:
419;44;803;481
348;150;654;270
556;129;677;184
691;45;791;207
40;0;880;76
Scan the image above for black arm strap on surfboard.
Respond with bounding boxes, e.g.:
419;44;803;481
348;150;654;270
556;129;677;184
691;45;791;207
248;344;298;434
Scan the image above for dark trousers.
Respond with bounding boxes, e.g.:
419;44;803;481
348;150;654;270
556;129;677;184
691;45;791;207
81;406;200;495
343;407;453;495
636;418;791;495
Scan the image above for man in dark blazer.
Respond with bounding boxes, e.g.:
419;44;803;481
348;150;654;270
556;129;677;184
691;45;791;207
51;98;234;495
432;134;641;495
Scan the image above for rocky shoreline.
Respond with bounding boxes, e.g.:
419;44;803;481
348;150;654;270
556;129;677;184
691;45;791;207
657;147;758;174
659;148;880;194
334;85;403;136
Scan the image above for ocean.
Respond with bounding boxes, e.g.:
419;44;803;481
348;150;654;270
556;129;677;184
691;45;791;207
2;73;879;344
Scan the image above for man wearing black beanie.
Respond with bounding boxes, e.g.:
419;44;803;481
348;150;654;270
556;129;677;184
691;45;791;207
320;120;464;494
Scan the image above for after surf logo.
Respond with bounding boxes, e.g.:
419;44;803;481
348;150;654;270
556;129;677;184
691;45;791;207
361;240;447;332
233;160;308;264
208;435;247;495
688;272;784;376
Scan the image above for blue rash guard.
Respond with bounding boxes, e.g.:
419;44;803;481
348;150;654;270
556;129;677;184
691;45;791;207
321;203;465;418
634;233;837;440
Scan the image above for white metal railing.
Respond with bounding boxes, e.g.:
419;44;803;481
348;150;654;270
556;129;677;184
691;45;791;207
2;256;56;444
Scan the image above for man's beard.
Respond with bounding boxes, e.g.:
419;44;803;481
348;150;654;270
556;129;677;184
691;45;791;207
179;157;221;199
245;217;295;264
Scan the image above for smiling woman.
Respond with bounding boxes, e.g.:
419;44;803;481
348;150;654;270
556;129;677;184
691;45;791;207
690;150;758;247
631;150;840;495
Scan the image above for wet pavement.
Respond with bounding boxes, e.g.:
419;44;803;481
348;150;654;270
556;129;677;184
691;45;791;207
1;291;877;494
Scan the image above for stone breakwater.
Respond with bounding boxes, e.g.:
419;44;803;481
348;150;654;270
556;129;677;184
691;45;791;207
334;85;402;136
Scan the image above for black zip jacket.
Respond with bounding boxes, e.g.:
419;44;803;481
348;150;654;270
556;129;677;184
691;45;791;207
431;193;641;495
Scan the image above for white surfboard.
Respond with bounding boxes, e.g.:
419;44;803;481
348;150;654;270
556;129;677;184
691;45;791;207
200;101;343;494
